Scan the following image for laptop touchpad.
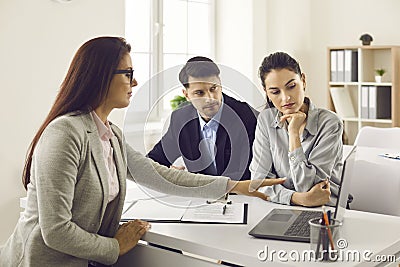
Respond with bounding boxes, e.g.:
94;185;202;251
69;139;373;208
269;214;292;222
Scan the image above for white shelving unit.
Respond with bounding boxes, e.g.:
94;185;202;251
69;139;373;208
327;46;400;144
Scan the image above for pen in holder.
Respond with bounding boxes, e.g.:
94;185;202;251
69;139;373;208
309;217;343;261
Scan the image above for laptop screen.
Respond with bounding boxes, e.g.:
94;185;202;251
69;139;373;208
334;146;357;220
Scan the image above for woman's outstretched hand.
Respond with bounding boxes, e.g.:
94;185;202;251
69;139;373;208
227;178;286;200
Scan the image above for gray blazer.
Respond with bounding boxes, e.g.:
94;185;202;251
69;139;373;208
0;112;229;267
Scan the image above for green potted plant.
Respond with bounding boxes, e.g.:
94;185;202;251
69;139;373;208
170;95;188;110
375;68;386;83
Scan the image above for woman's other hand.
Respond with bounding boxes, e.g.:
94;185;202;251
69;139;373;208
280;110;307;135
114;219;151;256
291;180;331;207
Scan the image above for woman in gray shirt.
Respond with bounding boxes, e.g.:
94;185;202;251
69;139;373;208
250;52;343;207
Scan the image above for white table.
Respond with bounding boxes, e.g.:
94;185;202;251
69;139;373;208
347;146;400;216
116;190;400;267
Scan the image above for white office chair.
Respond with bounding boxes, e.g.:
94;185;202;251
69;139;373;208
347;127;400;216
354;126;400;150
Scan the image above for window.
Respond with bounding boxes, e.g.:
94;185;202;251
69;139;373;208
125;0;215;124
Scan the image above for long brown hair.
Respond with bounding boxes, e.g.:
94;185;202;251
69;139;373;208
22;37;131;190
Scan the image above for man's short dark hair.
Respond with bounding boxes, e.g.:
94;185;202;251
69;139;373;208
179;56;220;88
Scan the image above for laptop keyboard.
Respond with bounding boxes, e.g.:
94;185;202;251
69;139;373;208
284;211;322;237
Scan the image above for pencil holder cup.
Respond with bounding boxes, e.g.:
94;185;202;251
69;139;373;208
309;218;343;261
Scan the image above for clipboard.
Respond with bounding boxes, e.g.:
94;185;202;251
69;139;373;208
121;199;248;224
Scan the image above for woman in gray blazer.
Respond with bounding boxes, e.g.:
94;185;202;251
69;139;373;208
0;37;284;267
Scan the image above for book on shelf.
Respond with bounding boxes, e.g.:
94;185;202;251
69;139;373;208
336;50;345;82
368;86;391;119
360;86;391;119
330;49;358;82
330;50;337;82
329;87;356;119
344;50;358;82
361;86;369;119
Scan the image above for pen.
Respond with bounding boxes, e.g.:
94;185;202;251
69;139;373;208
327;210;332;224
322;206;335;250
323;177;330;189
222;204;227;215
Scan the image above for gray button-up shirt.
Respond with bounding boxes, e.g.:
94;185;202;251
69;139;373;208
250;99;343;205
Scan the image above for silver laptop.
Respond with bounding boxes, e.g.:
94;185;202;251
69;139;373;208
248;146;356;242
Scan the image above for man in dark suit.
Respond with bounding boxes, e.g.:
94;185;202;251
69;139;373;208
147;56;258;180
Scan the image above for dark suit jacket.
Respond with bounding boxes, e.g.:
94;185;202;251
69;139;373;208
147;93;259;180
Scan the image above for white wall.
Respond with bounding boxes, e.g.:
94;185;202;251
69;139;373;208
0;0;125;245
215;0;312;109
265;0;312;60
215;0;253;79
265;0;312;98
215;0;267;109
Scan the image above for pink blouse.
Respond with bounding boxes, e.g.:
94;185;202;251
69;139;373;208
91;111;119;203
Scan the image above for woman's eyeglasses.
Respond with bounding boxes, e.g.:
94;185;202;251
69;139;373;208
114;69;134;84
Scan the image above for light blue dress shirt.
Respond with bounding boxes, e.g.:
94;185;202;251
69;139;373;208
197;97;224;174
